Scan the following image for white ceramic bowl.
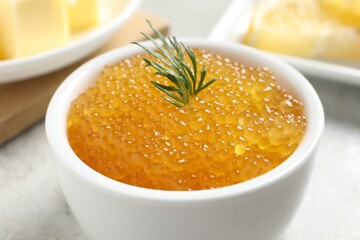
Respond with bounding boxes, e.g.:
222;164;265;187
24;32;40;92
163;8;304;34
46;39;324;240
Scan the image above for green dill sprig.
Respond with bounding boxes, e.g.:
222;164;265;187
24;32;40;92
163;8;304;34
132;20;217;108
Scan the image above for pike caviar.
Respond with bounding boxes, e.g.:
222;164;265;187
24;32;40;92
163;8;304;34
67;49;307;191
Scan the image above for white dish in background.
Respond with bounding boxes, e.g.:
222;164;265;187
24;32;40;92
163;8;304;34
209;0;360;86
0;0;141;83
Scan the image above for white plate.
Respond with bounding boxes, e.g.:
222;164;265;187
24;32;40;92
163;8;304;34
0;0;141;83
209;0;360;86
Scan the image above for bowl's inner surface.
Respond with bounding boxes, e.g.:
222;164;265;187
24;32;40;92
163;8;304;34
47;39;324;199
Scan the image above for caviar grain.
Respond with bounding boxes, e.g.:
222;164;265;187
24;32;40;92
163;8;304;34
67;49;307;191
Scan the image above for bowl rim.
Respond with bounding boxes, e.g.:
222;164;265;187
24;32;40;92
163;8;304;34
46;38;324;202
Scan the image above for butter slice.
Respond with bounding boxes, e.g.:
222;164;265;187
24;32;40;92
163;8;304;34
0;35;4;60
0;0;70;59
67;0;99;31
320;0;360;27
243;0;360;60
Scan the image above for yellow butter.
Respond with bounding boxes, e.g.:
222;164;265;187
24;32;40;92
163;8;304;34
0;0;70;59
244;0;360;60
67;0;99;31
0;35;4;60
319;0;360;27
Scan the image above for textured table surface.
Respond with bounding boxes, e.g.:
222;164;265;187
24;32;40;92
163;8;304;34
1;0;360;239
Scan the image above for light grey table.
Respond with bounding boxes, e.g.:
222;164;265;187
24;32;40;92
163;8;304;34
1;1;359;239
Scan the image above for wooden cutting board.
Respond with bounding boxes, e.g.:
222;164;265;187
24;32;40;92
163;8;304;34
0;11;169;145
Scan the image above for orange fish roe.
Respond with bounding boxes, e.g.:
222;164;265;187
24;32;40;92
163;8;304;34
67;49;307;191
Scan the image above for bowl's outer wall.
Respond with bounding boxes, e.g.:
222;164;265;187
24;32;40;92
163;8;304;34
56;153;315;240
